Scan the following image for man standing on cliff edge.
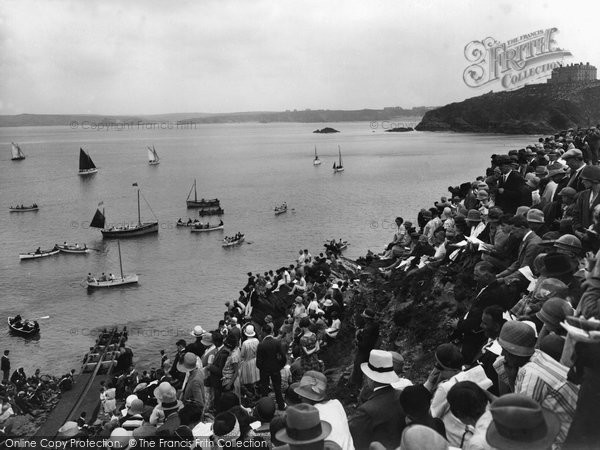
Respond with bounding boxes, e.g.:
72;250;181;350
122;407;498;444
350;309;380;387
1;350;10;384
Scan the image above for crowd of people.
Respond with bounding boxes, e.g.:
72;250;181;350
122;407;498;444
51;126;599;449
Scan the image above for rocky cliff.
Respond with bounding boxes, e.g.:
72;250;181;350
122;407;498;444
416;81;600;134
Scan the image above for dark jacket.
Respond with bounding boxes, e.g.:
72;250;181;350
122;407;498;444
256;336;286;373
356;321;379;354
496;171;525;214
572;189;600;233
349;385;406;449
1;356;9;372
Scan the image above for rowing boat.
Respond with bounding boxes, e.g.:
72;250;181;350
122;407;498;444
8;316;40;336
86;241;138;289
191;224;224;233
19;248;60;260
222;235;245;247
274;204;288;215
57;243;90;254
9;205;39;212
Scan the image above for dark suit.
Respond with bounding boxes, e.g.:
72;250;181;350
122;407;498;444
567;165;587;193
572;189;600;233
496;171;526;215
256;335;286;409
499;230;542;278
349;385;406;450
179;367;205;407
1;355;10;383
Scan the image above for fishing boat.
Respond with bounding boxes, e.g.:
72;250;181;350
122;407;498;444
78;148;98;175
313;146;321;165
19;246;60;260
191;221;224;232
198;206;224;216
9;204;39;212
8;316;39;336
274;203;288;215
147;145;160;165
86;241;138;289
11;142;25;161
57;243;90;254
333;146;344;173
222;234;245;247
90;185;158;238
176;219;202;227
186;179;222;210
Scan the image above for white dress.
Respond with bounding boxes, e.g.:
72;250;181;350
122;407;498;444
239;337;260;384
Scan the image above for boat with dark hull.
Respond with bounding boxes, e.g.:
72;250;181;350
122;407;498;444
78;148;98;175
186;179;223;215
9;204;38;212
11;142;25;161
90;186;158;238
8;316;40;336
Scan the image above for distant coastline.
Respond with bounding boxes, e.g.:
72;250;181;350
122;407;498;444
0;107;433;127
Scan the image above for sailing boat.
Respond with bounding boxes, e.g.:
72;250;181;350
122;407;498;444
90;185;159;238
147;146;160;165
86;240;138;289
11;142;25;161
78;148;98;175
186;179;223;214
333;145;344;172
313;146;321;165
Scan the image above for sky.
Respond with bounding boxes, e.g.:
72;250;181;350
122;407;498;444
1;0;599;115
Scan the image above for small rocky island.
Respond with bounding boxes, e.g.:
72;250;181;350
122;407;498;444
385;127;414;132
313;127;340;133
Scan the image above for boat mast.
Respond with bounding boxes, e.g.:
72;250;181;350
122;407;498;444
194;179;197;202
118;240;124;280
137;189;141;226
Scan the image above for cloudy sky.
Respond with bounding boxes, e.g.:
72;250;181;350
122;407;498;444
0;0;598;115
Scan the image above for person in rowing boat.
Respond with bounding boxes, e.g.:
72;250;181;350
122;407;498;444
35;247;41;254
109;273;116;281
87;273;96;283
219;219;223;226
187;218;192;224
100;272;108;282
12;315;22;327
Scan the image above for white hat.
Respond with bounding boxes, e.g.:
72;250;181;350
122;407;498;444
244;324;256;337
190;325;205;337
331;283;339;289
360;350;401;384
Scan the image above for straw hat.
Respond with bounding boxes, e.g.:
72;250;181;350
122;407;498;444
190;325;206;337
153;382;175;402
244;324;256;337
526;209;544;223
294;371;327;402
109;428;133;448
201;332;213;347
360;350;401;384
486;394;559;450
176;352;198;373
275;404;332;445
156;388;183;413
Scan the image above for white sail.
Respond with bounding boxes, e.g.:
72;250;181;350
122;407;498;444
11;142;24;159
147;146;159;163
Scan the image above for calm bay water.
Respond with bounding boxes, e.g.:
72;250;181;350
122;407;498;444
0;122;533;374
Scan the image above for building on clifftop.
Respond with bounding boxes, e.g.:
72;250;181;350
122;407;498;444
548;62;597;84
